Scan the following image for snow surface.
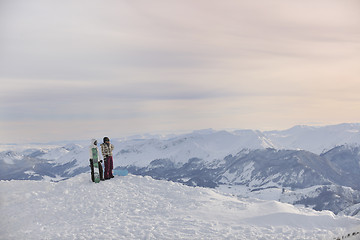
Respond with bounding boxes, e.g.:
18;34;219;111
1;174;359;240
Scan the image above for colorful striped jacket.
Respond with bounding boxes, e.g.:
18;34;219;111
100;143;114;159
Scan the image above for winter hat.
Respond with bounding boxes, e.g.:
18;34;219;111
103;137;110;142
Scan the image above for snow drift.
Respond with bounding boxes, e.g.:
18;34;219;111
1;174;359;239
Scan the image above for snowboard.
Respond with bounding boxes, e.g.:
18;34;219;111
113;169;128;176
90;148;101;183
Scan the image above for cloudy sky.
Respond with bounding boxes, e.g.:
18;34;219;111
1;0;360;143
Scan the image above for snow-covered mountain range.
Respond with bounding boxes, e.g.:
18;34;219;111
1;123;360;216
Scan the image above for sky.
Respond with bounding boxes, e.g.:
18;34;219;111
1;0;360;144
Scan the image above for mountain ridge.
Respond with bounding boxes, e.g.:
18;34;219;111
1;123;360;215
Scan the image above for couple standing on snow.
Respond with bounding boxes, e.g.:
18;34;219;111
90;137;114;181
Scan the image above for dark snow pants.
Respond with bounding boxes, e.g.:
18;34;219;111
104;156;114;179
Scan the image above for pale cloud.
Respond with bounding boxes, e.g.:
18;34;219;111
1;0;359;143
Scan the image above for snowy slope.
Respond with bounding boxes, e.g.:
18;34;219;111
265;123;360;154
1;174;359;240
112;129;275;168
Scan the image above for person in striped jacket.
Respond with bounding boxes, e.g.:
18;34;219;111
100;137;115;179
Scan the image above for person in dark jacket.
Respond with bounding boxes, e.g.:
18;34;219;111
100;137;114;179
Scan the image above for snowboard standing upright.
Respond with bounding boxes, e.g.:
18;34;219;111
89;139;103;183
90;149;101;183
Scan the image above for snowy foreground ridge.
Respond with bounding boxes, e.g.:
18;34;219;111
1;174;359;240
